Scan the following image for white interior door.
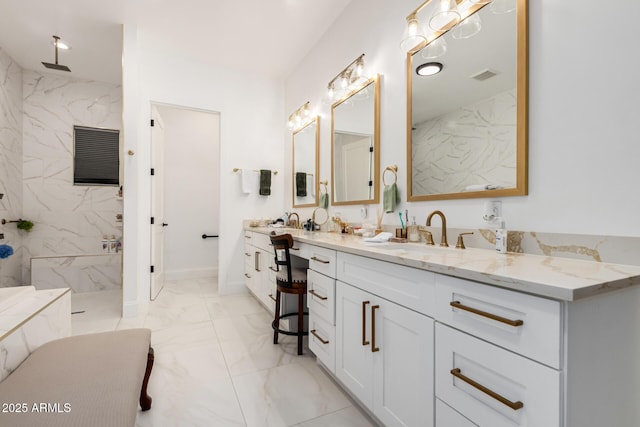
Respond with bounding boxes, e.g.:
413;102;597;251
341;136;372;200
150;106;166;300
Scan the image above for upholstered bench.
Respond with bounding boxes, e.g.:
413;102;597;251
0;328;154;427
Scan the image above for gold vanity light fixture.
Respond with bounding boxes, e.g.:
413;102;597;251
287;101;312;131
401;0;494;53
326;53;368;103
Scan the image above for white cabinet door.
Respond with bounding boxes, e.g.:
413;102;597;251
337;280;435;426
336;281;374;408
373;295;434;427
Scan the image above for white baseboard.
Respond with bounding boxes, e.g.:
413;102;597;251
165;267;218;281
219;280;248;295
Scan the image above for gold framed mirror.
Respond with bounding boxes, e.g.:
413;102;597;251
407;0;528;201
331;75;380;206
292;116;319;208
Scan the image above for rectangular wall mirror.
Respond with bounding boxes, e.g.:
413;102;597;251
407;0;528;201
332;75;380;206
292;116;319;208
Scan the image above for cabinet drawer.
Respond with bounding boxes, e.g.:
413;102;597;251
303;245;337;278
436;324;560;427
435;274;562;368
436;399;478;427
337;252;435;317
307;270;336;325
252;232;273;252
309;313;335;373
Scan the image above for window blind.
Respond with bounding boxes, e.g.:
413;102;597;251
73;126;120;185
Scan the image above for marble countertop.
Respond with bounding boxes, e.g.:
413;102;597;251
0;286;70;340
246;227;640;301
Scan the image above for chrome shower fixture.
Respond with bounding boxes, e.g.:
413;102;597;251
42;35;71;72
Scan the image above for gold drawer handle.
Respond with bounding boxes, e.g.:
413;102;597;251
451;368;524;411
309;289;328;300
244;235;251;239
269;266;278;272
268;294;277;302
362;301;370;346
310;256;330;264
371;305;380;352
450;301;524;327
310;329;329;344
244;252;251;257
244;273;251;279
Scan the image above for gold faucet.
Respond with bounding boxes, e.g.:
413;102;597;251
426;210;448;247
287;212;300;228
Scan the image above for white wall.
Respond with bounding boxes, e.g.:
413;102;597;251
122;25;285;314
156;105;220;280
284;0;640;238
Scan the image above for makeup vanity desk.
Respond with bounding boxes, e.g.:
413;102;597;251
244;227;640;427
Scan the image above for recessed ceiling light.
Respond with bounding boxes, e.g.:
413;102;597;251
416;62;443;76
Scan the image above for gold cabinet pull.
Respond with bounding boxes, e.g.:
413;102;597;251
450;301;524;327
450;368;524;411
309;289;328;300
244;273;251;279
244;235;251;239
254;251;260;272
310;256;330;264
371;305;380;353
268;294;277;302
310;329;329;344
268;266;278;272
362;301;370;346
244;252;251;257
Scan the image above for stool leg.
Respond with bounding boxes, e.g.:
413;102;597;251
297;292;304;355
273;289;281;345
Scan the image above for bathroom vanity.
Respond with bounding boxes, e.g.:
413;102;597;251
244;227;640;427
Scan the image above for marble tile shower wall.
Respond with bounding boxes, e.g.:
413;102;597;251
0;48;23;287
21;71;122;283
412;89;516;195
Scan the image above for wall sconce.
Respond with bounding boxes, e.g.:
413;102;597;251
326;53;368;103
401;0;494;53
287;101;312;131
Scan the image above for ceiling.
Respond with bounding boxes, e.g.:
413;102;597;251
0;0;351;84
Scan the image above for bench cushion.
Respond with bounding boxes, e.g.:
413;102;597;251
0;328;151;427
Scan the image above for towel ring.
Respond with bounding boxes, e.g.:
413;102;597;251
383;165;398;186
319;180;328;194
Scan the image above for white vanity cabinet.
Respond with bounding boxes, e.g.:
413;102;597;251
304;244;338;373
244;231;276;313
335;253;435;427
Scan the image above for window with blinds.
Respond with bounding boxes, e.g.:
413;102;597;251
73;126;120;186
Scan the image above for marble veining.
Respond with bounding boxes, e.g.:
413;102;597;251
248;226;640;301
21;70;122;282
412;89;516;195
0;287;70;381
31;254;122;293
0;47;23;287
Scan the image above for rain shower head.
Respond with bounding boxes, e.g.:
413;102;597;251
42;35;71;72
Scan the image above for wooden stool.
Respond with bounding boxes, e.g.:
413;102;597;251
270;233;308;355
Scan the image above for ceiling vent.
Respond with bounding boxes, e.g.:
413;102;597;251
470;68;498;81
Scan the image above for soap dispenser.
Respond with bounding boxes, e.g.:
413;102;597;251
495;218;507;254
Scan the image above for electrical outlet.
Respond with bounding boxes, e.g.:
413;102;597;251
483;201;502;222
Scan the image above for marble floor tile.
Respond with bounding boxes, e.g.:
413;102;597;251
219;332;312;377
294;406;377;427
70;279;376;427
232;361;352;427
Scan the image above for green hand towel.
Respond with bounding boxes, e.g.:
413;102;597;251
319;192;329;209
296;172;307;197
383;183;398;213
259;169;271;196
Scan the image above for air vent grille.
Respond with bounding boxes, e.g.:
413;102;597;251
470;69;498;81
